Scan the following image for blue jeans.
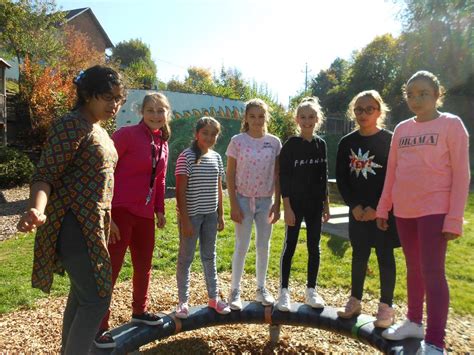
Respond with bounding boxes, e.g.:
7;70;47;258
176;211;219;303
231;193;273;290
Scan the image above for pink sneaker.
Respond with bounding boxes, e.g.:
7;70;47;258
175;302;189;319
208;298;231;315
374;302;395;328
337;296;361;319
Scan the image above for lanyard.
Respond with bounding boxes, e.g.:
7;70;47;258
145;135;164;205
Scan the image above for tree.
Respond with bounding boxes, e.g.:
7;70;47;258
111;39;157;89
347;34;400;99
393;0;473;91
0;0;66;86
310;57;350;113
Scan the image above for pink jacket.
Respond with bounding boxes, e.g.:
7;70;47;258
112;121;168;219
376;113;470;235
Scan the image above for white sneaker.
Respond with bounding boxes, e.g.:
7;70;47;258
416;340;446;355
305;288;325;308
255;287;275;306
382;319;424;340
277;288;291;312
228;288;242;310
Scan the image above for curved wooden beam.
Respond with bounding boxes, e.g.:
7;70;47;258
95;302;421;354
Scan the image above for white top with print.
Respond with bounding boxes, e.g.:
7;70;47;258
226;133;281;197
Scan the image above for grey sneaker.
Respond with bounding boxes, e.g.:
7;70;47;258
228;288;242;310
255;287;275;306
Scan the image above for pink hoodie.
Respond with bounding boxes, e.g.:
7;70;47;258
376;113;470;235
111;121;168;219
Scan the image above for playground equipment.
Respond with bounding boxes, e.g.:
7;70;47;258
95;302;421;354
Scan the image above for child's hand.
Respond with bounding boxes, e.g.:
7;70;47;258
109;219;121;244
217;215;225;231
376;217;388;231
352;205;365;221
181;218;194;237
284;206;295;226
322;204;331;223
17;208;46;233
269;204;280;224
443;232;460;241
156;212;166;229
361;207;376;221
230;204;244;224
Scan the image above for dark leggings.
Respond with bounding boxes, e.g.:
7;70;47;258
57;210;111;355
349;215;396;306
280;200;323;289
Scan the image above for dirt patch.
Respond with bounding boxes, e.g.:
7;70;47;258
0;273;472;353
0;185;29;241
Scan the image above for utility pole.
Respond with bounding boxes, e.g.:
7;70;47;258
302;62;311;93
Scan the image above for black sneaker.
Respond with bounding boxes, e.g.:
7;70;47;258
131;311;162;325
94;330;116;349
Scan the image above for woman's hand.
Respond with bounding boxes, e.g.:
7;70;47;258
269;203;280;224
217;215;225;232
376;217;389;231
17;208;46;233
230;203;244;224
156;212;166;229
109;219;121;244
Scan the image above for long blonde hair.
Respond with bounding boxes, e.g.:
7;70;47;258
140;92;172;141
295;96;325;133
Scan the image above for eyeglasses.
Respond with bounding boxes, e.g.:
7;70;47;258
100;93;126;105
354;106;379;115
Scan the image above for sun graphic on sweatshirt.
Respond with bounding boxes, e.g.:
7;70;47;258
349;148;383;179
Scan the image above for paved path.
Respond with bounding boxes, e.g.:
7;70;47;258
323;206;349;240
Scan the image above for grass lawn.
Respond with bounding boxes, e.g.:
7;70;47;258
1;193;473;315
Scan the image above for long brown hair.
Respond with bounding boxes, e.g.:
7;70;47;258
191;117;221;164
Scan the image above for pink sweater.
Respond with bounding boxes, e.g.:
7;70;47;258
376;113;470;235
112;121;168;219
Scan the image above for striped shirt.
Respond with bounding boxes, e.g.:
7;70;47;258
175;148;224;216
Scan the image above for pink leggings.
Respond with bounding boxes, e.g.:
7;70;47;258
396;214;448;349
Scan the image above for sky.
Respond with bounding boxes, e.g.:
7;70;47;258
55;0;403;106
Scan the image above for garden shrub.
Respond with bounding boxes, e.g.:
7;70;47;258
0;147;34;188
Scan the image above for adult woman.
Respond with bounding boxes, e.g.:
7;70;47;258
17;65;126;354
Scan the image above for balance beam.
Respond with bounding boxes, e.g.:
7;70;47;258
94;302;421;354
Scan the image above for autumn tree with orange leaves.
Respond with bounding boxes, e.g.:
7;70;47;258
20;26;105;144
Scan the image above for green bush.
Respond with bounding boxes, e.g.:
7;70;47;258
0;147;34;188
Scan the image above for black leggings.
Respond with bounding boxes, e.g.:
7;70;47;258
349;215;396;306
280;200;323;289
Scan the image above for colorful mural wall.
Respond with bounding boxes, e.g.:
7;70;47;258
115;89;245;187
115;89;245;128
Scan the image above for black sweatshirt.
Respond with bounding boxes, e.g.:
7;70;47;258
279;135;328;202
336;129;392;210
